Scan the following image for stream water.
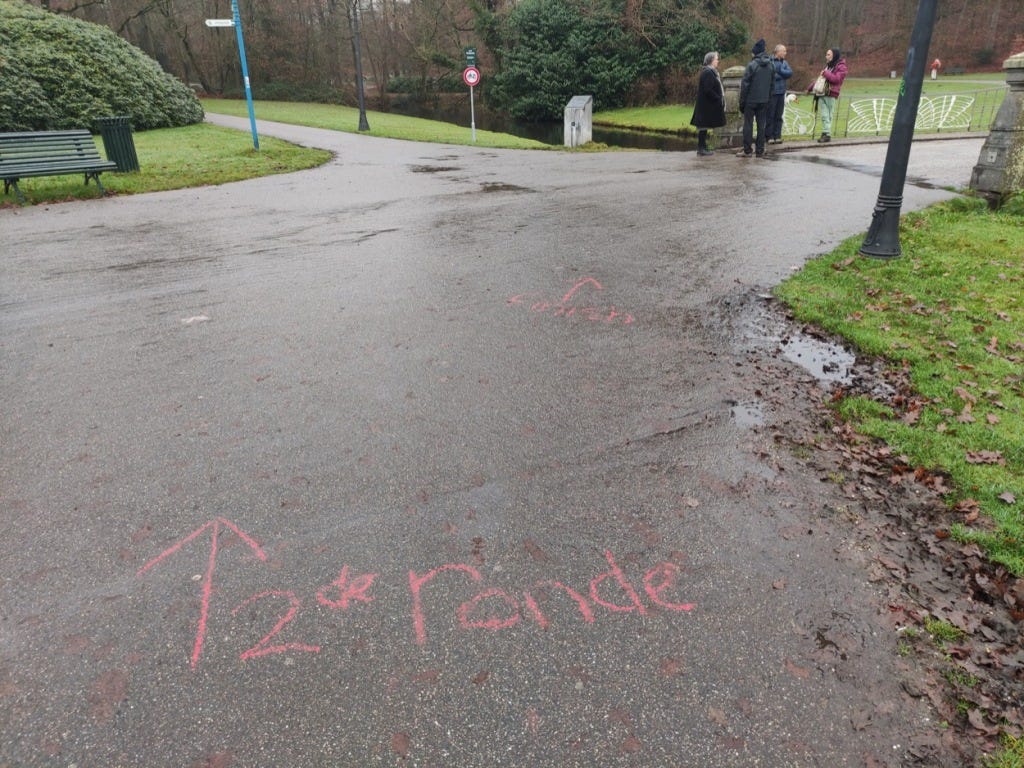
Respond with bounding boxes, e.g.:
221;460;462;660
387;96;699;151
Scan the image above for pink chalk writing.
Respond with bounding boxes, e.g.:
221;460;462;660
233;590;321;659
589;550;647;614
137;518;267;669
507;277;635;325
316;565;376;609
137;523;695;668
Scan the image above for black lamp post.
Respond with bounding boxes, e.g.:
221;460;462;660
859;0;939;259
350;0;370;132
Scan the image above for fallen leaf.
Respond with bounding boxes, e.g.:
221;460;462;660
967;708;1000;736
966;451;1005;465
998;492;1016;504
708;706;729;727
620;736;642;754
954;386;977;404
784;659;810;679
659;657;683;677
391;732;411;757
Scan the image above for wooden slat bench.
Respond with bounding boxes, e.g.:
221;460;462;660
0;130;118;204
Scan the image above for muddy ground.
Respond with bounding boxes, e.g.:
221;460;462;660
732;290;1024;765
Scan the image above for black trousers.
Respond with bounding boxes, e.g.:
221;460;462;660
742;103;768;155
765;93;786;140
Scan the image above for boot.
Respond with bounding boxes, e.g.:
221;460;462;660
817;133;831;143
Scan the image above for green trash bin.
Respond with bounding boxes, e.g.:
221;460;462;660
95;116;140;172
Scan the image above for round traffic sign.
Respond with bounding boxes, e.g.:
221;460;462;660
462;66;481;87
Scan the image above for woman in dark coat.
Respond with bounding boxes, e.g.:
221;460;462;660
689;51;726;156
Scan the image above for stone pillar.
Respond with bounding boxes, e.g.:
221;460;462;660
719;65;746;148
970;52;1024;203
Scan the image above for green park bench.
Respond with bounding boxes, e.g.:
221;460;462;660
0;129;117;204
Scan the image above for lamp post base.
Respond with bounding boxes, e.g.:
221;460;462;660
859;193;904;260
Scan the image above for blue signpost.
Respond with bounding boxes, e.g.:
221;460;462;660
231;0;259;150
207;5;259;150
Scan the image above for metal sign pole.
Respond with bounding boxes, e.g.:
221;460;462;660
231;0;259;150
462;66;481;142
470;85;476;143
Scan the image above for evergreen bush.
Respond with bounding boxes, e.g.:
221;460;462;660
0;0;203;132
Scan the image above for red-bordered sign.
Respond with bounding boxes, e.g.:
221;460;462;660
463;66;481;87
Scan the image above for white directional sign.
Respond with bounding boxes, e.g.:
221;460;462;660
205;18;235;27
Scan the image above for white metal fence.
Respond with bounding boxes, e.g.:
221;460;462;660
781;86;1007;139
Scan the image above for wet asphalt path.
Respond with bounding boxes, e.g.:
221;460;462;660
1;120;981;767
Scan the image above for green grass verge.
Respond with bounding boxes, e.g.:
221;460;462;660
985;734;1024;768
774;197;1024;575
594;104;695;133
1;123;331;206
201;98;552;150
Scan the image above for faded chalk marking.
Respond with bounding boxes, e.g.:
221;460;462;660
561;277;603;304
507;277;634;325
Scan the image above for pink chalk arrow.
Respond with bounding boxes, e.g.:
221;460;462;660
138;518;267;668
561;277;603;304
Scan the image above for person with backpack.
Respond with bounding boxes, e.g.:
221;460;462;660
737;38;775;158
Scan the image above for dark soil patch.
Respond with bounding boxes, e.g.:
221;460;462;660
756;295;1024;764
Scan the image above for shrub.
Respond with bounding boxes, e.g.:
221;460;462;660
0;0;203;132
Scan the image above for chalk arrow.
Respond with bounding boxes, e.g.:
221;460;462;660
138;518;267;668
561;277;603;304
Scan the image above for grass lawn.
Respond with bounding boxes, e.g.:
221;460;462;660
1;123;330;206
774;197;1024;576
201;98;551;150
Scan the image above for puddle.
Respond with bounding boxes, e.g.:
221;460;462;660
480;182;532;193
729;400;766;428
730;292;856;388
794;155;940;190
779;334;856;385
409;165;461;173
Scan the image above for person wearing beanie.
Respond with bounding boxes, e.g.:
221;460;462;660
737;38;775;157
689;51;726;156
806;47;848;142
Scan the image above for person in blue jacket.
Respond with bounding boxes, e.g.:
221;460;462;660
765;44;792;144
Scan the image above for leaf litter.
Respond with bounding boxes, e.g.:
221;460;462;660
734;291;1023;765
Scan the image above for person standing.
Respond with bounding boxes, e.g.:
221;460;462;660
737;38;775;158
765;44;792;144
689;51;725;156
809;47;848;143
